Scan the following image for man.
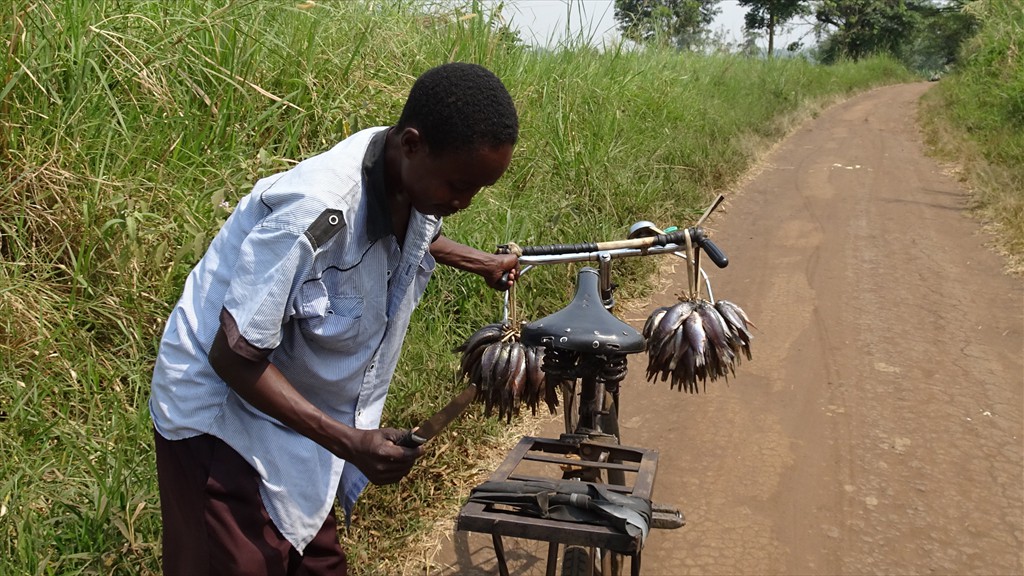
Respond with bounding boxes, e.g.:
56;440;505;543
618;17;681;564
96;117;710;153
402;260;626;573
150;62;519;575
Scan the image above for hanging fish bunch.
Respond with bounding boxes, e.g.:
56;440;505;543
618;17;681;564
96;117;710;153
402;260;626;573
455;322;559;422
640;218;755;392
643;298;754;392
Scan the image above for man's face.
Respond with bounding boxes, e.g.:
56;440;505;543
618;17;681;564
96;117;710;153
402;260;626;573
399;131;514;218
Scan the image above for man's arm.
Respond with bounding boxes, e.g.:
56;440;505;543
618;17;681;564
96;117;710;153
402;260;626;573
207;318;422;485
430;234;518;290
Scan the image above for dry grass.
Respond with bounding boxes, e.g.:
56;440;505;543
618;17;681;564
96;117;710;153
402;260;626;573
919;90;1024;276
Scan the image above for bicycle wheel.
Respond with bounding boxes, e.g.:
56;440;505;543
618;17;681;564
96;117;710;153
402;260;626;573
561;545;592;576
561;545;624;576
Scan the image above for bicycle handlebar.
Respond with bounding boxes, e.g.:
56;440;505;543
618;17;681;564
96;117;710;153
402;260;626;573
500;226;729;268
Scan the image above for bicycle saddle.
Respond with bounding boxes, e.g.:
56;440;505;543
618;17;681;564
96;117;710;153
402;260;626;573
521;267;645;354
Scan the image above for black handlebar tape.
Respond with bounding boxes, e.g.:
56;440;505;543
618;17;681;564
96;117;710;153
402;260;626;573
653;227;708;247
653;230;686;247
520;242;601;256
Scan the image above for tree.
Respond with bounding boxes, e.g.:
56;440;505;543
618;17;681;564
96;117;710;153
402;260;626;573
814;0;919;62
738;0;809;57
902;0;978;71
813;0;979;70
615;0;722;50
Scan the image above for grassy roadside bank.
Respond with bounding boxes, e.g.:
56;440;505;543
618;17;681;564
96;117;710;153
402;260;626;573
0;2;911;574
920;0;1023;274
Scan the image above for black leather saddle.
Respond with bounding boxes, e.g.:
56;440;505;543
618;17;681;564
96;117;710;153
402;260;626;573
521;267;645;354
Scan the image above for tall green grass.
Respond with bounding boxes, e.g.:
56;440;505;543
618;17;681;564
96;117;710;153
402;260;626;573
921;0;1023;273
0;1;909;573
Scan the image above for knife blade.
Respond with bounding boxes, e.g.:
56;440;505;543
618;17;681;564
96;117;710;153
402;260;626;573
397;383;478;447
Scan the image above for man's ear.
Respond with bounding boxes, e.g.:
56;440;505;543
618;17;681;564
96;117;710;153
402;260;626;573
399;127;424;156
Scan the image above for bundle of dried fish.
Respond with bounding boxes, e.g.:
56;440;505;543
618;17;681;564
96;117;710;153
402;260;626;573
454;323;558;422
643;298;754;392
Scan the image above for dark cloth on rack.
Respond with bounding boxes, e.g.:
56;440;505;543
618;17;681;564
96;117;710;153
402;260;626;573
468;479;651;543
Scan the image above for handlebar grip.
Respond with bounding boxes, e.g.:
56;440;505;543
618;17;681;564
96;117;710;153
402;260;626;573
700;238;729;268
656;228;728;268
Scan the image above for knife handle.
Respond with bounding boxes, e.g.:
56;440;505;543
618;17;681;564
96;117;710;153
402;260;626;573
397;429;426;448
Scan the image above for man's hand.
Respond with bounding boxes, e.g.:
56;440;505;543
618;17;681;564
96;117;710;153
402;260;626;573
343;428;424;485
483;252;518;291
209;320;424;485
430;234;519;291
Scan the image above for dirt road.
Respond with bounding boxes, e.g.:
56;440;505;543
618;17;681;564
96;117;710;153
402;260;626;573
430;83;1024;575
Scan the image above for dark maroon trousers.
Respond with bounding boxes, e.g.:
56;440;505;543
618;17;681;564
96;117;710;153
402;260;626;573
154;431;347;576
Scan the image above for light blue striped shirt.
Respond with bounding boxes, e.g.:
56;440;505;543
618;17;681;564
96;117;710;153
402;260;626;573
149;127;441;552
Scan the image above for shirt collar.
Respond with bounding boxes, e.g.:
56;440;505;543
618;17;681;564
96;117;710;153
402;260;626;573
362;128;392;241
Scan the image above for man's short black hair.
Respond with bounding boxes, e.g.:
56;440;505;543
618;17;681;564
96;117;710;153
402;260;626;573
397;62;518;153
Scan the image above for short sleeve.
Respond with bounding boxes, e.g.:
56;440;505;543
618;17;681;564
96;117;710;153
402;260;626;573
222;224;315;352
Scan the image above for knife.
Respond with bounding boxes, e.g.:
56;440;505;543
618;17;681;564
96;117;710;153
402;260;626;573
397;383;478;447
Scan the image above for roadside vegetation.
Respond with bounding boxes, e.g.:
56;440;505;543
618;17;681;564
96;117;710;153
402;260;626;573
921;0;1023;274
0;1;912;574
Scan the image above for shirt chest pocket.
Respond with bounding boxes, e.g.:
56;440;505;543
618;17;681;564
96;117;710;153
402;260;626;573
296;272;368;352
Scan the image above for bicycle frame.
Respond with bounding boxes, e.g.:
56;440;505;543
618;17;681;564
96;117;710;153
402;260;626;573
465;223;725;576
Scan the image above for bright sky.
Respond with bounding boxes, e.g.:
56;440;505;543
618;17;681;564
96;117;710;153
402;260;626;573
490;0;815;51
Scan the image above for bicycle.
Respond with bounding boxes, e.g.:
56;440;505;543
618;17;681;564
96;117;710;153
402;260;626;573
456;206;735;576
